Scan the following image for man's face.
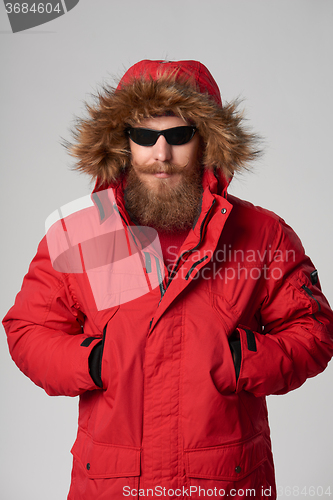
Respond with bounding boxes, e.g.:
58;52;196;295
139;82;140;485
129;116;201;192
125;115;203;232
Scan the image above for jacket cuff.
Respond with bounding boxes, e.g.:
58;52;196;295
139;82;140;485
229;339;242;381
88;341;103;388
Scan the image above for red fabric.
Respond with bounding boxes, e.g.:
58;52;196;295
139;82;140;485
117;59;223;107
157;229;190;272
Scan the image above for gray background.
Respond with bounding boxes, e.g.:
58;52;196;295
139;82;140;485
1;1;332;498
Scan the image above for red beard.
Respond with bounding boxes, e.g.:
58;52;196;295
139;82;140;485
124;162;203;232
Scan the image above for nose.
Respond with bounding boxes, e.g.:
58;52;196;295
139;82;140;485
152;135;172;162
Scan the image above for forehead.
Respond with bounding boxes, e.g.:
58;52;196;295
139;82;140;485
136;115;189;130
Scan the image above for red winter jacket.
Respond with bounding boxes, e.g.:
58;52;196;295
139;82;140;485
3;168;333;499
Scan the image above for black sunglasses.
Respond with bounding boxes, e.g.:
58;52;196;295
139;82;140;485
126;126;196;147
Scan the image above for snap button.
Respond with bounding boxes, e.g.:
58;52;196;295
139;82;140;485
221;208;227;214
86;463;90;470
235;465;242;473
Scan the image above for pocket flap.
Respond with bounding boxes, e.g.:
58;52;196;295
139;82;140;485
71;428;141;478
185;433;267;481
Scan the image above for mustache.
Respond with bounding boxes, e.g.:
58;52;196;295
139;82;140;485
131;161;189;175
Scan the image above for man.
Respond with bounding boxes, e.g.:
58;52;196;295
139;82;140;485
3;60;333;500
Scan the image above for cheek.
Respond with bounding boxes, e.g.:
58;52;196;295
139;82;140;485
182;145;200;170
129;143;148;166
133;146;141;161
184;137;200;162
170;149;191;168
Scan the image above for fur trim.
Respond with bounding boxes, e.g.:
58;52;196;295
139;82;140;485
66;74;260;185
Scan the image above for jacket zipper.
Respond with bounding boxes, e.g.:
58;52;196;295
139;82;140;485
149;199;216;331
185;256;209;280
190;198;217;253
154;256;166;299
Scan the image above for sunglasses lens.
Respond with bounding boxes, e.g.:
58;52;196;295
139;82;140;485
127;126;196;146
128;129;158;146
165;126;195;145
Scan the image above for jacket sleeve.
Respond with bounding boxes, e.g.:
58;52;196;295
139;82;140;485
2;237;102;397
234;218;333;397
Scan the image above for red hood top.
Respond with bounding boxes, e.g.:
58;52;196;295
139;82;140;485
117;59;222;107
68;59;259;186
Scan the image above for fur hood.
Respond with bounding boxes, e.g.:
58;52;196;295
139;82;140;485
67;60;259;185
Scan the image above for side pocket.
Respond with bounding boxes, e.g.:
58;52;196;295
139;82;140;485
71;427;141;479
88;342;103;388
229;328;257;383
185;432;267;482
99;306;120;391
229;339;242;381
